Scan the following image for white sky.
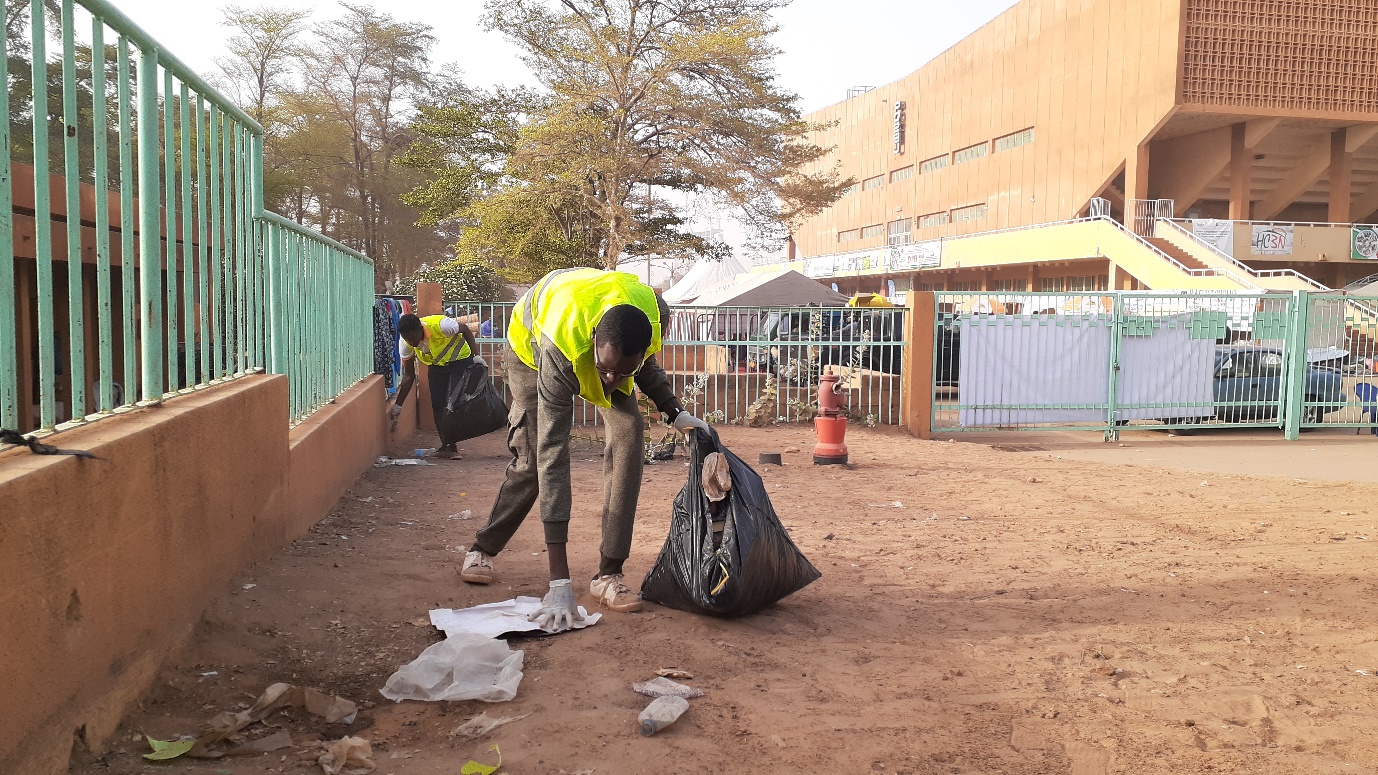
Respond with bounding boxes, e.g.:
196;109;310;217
109;0;1019;259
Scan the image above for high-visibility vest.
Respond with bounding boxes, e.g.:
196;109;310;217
507;268;662;407
412;315;472;366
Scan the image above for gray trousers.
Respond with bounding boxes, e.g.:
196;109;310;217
472;344;645;562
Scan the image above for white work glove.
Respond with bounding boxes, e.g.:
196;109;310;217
387;401;402;429
672;412;710;436
472;355;488;368
527;579;584;633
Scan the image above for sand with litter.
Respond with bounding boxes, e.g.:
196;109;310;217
71;427;1378;775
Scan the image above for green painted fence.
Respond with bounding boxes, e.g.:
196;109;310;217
1;0;374;437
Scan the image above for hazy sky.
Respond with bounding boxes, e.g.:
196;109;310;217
111;0;1017;114
107;0;1019;259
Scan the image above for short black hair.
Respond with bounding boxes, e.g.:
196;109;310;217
398;314;423;335
597;304;652;356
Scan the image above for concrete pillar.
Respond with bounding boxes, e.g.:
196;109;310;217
1125;142;1150;202
1107;260;1119;293
901;291;935;439
414;282;443;433
1330;128;1352;224
1229;123;1251;220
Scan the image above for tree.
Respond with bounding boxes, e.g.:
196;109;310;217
216;6;310;125
393;257;503;302
468;0;849;267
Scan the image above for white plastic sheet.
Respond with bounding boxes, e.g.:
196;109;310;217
429;596;601;639
380;633;524;703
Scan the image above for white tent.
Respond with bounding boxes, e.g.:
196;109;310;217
615;256;688;291
692;268;848;307
662;254;749;304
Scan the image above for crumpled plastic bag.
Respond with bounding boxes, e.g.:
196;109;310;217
191;683;356;758
632;676;704;699
429;596;600;639
317;736;375;775
380;633;523;702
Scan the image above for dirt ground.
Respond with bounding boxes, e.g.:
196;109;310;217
71;426;1378;775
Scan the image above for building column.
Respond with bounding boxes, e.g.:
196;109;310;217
1107;260;1119;292
1125;143;1150;202
1230;123;1251;220
1330;128;1352;224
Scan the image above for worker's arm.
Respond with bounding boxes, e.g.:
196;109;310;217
456;321;478;360
634;354;683;419
393;354;417;406
535;339;582;551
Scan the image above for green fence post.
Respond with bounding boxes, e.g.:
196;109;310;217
1106;292;1122;442
31;0;56;428
1283;290;1309;441
92;17;113;413
61;0;86;421
117;37;135;406
0;7;15;429
137;44;163;403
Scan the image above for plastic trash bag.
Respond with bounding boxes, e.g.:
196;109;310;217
640;429;820;616
442;361;508;442
380;633;523;703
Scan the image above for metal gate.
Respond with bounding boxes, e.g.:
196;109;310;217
1297;293;1378;433
1128;198;1174;237
931;291;1306;439
442;300;907;428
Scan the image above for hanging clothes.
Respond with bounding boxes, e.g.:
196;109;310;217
373;299;398;389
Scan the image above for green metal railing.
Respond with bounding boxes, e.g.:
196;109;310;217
1;0;373;437
441;300;907;426
930;290;1378;440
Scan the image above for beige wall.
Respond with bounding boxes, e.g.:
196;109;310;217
797;0;1185;258
0;374;398;775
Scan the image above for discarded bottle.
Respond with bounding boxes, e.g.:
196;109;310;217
414;448;436;458
638;695;689;736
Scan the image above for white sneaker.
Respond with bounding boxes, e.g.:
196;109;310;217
459;550;494;584
590;574;643;612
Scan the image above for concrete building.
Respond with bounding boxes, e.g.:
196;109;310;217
781;0;1378;297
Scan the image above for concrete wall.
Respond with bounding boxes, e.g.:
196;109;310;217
0;374;398;775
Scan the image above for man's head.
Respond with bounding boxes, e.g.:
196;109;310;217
592;304;653;391
398;314;425;348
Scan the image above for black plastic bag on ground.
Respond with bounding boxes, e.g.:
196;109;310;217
442;361;508;442
640;429;820;616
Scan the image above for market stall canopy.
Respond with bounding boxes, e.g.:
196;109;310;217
692;268;848;307
662;254;750;303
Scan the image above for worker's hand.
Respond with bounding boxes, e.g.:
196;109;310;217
387;401;402;429
672;412;710;436
527;579;584;633
472;355;487;369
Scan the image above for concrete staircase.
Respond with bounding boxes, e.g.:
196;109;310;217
1145;237;1211;271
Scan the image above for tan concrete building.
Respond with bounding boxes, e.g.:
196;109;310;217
782;0;1378;296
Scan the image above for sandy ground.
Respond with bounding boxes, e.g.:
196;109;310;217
70;426;1378;775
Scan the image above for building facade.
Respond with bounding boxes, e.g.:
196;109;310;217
785;0;1378;296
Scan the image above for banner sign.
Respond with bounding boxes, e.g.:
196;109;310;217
1353;226;1378;260
1250;224;1293;255
1191;219;1234;257
803;255;834;278
892;100;906;154
886;240;941;271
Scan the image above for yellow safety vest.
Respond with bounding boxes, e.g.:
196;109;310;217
412;315;472;366
507;268;663;408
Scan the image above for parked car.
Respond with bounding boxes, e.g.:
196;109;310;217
1161;346;1344;425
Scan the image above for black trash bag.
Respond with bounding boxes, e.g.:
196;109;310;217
441;361;508;442
640;428;820;616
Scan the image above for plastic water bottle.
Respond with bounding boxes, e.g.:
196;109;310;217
638;696;689;736
414;448;436;458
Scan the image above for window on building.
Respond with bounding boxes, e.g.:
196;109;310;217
840;184;857;198
1039;277;1064;292
917;211;948;229
862;175;884;191
892;277;914;292
994;127;1035;153
920;155;949;174
953;142;989;165
861;224;884;239
887;218;912;246
949;281;981;292
917;282;942;292
890;165;914;183
1066;275;1108;292
838;229;860;243
989;278;1027;292
950;203;988;223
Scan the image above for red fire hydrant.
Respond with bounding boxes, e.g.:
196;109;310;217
813;373;849;465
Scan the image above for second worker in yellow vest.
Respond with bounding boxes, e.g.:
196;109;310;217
460;268;709;630
389;313;478;459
